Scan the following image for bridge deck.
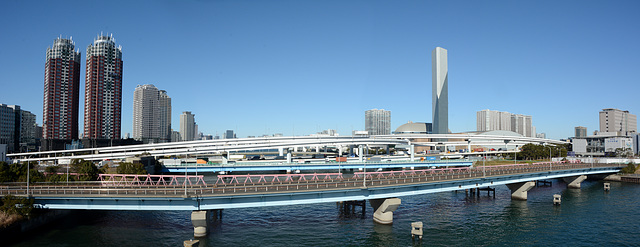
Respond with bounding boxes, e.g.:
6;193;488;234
1;162;620;200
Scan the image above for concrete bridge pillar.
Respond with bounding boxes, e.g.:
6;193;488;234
358;146;363;162
506;181;536;200
563;175;587;189
316;146;320;153
278;148;284;156
286;152;292;163
369;198;401;224
191;211;208;237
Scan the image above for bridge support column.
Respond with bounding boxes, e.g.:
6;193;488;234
358;146;363;162
506;181;536;200
191;211;208;237
286;152;292;163
563;175;587;189
278;148;284;156
369;198;401;224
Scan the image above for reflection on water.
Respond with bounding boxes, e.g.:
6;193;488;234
10;180;640;247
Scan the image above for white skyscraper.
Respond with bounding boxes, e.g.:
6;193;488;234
432;47;448;134
132;84;171;143
365;109;391;135
180;111;196;141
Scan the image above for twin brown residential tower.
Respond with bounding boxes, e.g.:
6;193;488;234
43;34;123;143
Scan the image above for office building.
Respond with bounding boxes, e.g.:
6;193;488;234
43;37;81;140
132;84;171;143
84;34;123;139
432;47;448;134
171;130;181;142
599;108;637;134
0;105;16;152
575;126;587;138
225;130;236;139
0;104;37;153
365;109;391;135
179;111;196;141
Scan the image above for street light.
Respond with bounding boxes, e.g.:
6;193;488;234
26;156;30;196
483;152;486;177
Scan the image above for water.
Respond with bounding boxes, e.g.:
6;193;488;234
10;180;640;246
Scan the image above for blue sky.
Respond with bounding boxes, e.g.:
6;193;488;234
1;0;639;140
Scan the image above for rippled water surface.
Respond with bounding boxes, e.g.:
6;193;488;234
11;180;640;246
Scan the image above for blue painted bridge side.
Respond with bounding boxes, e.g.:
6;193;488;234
161;161;473;173
32;166;620;211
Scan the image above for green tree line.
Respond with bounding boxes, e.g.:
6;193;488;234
506;143;569;161
0;159;147;183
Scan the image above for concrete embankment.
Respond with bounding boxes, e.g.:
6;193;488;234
603;174;622;182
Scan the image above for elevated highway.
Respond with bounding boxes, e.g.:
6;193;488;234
7;134;568;163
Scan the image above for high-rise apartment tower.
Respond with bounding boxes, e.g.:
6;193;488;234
365;109;391;135
84;34;123;139
180;111;196;141
43;37;81;140
132;84;171;143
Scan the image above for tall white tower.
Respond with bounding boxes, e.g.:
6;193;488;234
132;84;171;143
432;47;448;135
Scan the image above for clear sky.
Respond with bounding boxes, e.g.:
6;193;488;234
1;0;639;140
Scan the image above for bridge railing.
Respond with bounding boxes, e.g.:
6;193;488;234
216;173;344;185
98;174;207;186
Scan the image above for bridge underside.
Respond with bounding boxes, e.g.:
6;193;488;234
31;167;620;211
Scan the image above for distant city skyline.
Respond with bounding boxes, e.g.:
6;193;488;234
2;1;640;140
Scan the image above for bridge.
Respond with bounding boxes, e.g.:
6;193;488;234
0;161;622;236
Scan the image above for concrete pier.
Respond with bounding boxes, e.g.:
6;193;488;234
369;198;401;224
184;240;200;247
506;181;536;200
563;175;587;189
411;221;423;240
604;183;611;191
191;211;208;237
553;194;561;205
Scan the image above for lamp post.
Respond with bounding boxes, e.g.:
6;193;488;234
184;155;188;196
26;156;30;196
514;145;517;165
483;152;486;177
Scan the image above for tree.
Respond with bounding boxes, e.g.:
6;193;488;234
116;162;147;174
0;162;44;183
620;163;637;174
1;195;34;217
71;159;100;181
